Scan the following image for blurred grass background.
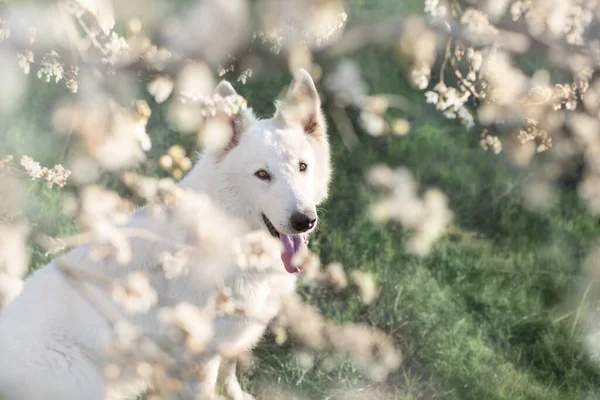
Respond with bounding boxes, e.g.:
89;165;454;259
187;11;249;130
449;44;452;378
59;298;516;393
2;0;600;399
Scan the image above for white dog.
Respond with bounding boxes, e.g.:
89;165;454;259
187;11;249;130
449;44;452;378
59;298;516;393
0;69;331;400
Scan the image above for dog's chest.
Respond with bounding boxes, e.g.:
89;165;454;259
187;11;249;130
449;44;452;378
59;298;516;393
234;272;297;321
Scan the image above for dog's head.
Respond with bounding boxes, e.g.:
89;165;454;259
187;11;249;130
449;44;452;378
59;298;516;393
197;70;331;273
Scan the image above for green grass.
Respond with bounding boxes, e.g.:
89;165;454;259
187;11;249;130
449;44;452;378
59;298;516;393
3;1;600;399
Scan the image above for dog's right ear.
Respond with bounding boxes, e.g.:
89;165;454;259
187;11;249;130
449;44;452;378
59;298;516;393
277;70;331;205
210;80;255;156
275;69;326;140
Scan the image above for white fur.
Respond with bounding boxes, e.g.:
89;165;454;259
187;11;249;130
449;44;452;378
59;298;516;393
0;69;331;400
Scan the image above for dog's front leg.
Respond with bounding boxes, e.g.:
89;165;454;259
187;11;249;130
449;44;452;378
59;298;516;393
218;358;255;400
187;355;221;400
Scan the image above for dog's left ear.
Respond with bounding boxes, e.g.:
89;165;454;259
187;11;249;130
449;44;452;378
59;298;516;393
214;80;237;98
210;80;255;156
276;69;327;139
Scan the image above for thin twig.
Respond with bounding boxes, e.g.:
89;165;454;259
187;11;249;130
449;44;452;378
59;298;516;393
330;106;360;150
439;38;452;85
381;94;413;112
571;279;595;338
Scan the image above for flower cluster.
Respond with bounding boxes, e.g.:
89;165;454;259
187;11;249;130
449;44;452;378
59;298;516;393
36;51;64;83
77;185;134;263
516;118;552;152
426;81;475;129
271;293;401;381
367;165;453;256
112;271;158;314
0;155;13;170
510;0;596;46
460;8;498;43
480;129;502;154
419;0;600;174
52;99;152;174
180;91;248;119
233;230;281;272
20;156;71;188
325;59;369;107
159;250;189;280
255;0;348;54
157;301;214;355
148;76;174;104
397;17;437;91
359;96;392;137
294;252;377;300
424;0;448;17
17;51;33;75
159;145;192;180
350;270;379;305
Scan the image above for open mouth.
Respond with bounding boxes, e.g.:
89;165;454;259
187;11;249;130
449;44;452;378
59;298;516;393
263;214;280;238
262;213;306;274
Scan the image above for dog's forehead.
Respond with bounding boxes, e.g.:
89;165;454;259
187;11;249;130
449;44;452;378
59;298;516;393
246;118;312;158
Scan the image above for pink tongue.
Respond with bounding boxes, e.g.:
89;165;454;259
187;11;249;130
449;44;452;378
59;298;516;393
280;234;305;273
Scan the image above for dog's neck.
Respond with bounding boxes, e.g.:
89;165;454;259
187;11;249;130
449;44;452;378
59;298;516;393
179;152;223;195
178;152;253;225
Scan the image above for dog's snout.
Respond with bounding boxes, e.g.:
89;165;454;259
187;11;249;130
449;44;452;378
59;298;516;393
290;212;317;232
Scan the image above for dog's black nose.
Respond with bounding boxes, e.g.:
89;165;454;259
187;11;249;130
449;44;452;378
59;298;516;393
290;212;317;232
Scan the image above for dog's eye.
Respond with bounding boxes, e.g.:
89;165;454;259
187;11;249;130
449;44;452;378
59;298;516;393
299;162;308;172
255;169;271;181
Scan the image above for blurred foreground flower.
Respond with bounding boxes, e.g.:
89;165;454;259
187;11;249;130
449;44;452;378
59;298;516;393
159;145;192;180
272;293;401;381
112;271;158;314
0;223;28;309
53;99;152;176
367;165;453;255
